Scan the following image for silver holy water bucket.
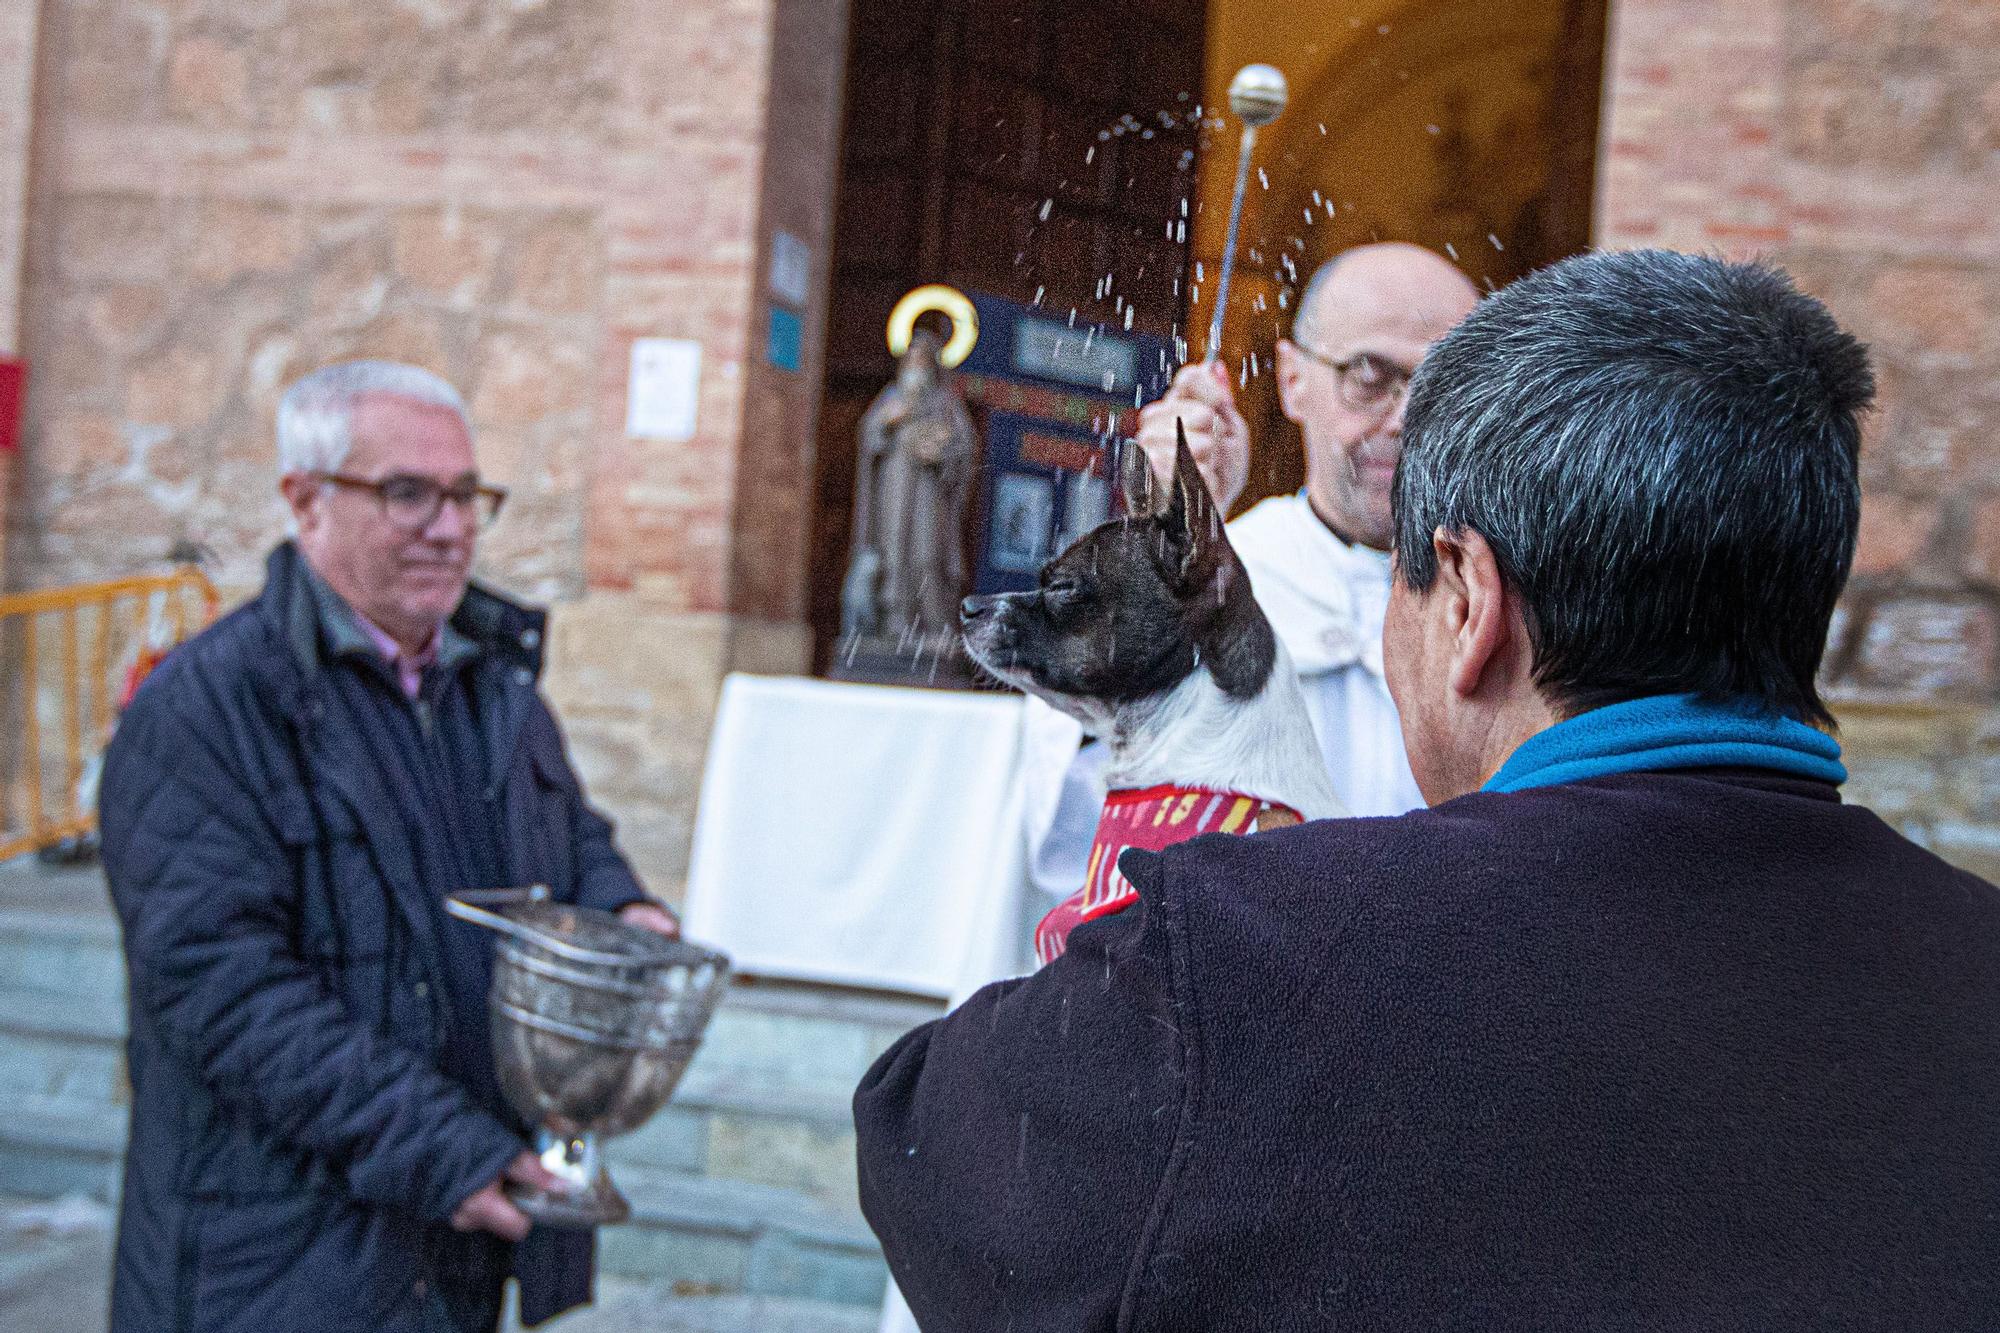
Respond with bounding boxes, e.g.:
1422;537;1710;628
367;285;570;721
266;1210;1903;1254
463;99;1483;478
446;887;731;1228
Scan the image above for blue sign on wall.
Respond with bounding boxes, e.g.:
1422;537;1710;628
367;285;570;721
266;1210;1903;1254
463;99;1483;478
961;292;1173;595
767;306;803;372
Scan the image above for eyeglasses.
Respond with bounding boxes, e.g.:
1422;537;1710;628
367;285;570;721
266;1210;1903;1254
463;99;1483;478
1294;346;1415;415
316;472;508;531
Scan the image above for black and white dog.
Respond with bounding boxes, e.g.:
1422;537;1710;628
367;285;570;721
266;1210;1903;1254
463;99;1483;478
961;430;1340;960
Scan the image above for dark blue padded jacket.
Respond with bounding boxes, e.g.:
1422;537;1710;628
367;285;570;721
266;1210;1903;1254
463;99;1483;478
100;542;645;1333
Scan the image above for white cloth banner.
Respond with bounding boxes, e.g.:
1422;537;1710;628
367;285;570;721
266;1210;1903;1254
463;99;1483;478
684;673;1038;999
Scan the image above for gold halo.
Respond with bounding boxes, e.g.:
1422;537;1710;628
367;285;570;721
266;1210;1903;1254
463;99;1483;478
886;284;979;369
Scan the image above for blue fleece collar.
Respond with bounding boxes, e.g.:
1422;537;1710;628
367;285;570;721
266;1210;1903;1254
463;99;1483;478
1484;693;1846;794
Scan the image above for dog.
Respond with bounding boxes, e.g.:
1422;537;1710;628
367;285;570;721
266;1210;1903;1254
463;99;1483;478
961;428;1342;962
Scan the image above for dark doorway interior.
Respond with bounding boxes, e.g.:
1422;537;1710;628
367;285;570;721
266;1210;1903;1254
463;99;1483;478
808;0;1615;673
808;0;1208;671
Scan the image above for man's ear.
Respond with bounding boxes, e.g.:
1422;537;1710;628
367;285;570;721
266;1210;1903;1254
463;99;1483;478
1274;338;1309;427
1431;526;1515;700
1118;437;1157;518
278;472;325;537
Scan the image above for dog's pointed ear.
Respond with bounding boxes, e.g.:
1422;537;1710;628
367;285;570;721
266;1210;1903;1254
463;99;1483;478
1162;422;1224;587
1118;437;1158;518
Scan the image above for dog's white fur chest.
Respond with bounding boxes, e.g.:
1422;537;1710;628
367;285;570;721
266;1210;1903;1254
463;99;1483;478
1103;639;1344;822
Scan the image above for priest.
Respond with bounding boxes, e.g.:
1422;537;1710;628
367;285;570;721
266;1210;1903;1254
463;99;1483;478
1025;243;1481;900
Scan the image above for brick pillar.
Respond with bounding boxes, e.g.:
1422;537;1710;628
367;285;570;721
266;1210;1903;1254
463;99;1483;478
548;0;853;894
1597;0;2000;877
0;0;41;587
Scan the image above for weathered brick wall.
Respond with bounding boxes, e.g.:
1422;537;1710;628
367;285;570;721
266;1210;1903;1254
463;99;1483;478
0;0;40;571
1600;0;2000;877
10;0;848;896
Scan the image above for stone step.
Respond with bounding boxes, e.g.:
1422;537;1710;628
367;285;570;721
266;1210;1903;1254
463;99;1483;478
0;979;903;1206
0;1093;125;1203
522;1287;878;1333
597;1167;886;1309
0;976;930;1096
0;1191;881;1333
0;1095;890;1309
0;908;124;1005
0;1023;126;1106
0;860;938;1223
0;864;939;1094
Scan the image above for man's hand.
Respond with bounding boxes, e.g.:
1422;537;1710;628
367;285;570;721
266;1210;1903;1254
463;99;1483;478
450;1150;560;1242
1135;361;1251;513
618;899;681;938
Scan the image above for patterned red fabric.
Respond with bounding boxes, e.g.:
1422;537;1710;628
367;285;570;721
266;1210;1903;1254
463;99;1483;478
1034;784;1297;965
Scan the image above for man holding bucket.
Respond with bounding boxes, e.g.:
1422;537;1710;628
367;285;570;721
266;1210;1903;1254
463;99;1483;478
99;361;677;1333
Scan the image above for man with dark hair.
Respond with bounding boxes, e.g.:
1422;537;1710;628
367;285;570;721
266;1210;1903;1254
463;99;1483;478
853;250;2000;1330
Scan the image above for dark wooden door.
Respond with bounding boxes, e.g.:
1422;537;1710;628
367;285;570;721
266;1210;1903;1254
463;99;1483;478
810;0;1208;669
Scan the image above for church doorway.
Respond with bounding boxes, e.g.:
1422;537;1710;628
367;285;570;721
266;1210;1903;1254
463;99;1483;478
807;0;1609;670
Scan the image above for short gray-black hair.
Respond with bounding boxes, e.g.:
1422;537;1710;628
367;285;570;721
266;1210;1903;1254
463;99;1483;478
1394;249;1874;727
276;361;468;474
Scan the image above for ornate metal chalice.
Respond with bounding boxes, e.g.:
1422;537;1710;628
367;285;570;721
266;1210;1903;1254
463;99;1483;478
447;887;731;1228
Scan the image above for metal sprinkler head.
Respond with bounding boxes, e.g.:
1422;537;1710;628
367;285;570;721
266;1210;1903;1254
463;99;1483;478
1227;64;1288;129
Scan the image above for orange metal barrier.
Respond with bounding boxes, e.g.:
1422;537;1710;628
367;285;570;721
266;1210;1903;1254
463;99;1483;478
0;568;218;861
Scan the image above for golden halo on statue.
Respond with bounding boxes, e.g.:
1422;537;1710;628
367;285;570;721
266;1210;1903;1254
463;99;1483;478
886;284;979;369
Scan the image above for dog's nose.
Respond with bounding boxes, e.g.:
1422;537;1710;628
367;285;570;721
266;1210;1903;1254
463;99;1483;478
960;595;994;622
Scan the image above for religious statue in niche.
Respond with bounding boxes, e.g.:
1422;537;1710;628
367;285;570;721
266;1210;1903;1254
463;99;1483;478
840;305;978;660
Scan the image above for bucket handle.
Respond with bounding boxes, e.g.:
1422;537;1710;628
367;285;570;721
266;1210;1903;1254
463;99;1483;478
446;885;691;969
445;885;554;950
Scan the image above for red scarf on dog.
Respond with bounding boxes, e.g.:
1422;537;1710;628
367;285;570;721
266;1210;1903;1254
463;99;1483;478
1034;784;1300;965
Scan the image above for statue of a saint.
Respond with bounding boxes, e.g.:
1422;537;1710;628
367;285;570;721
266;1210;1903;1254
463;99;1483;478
842;327;977;644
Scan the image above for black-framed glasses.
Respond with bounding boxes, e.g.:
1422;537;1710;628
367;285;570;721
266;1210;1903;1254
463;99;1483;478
317;472;508;531
1294;346;1415;415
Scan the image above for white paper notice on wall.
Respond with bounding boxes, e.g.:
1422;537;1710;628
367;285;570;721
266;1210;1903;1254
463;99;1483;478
626;337;701;441
769;230;812;307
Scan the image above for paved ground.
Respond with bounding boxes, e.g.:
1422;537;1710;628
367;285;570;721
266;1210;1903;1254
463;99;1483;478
0;1195;113;1333
0;1196;875;1333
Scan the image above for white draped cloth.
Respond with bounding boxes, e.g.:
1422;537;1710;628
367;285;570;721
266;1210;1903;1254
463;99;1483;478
683;674;1041;997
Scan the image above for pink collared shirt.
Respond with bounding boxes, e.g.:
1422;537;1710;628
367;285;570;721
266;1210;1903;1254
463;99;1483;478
352;613;440;700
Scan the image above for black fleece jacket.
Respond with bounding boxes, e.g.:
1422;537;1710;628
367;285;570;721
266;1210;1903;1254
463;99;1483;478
855;770;2000;1331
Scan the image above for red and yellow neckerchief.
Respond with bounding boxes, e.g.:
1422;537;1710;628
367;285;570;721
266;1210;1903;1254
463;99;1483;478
1034;783;1300;965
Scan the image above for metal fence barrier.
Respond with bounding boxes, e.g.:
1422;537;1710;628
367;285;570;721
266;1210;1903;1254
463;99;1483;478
0;569;218;861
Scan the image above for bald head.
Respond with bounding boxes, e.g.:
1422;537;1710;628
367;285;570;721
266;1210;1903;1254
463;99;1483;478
1274;243;1482;550
1293;242;1481;354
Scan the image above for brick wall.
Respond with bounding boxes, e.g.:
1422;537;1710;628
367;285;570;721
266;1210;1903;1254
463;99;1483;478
11;0;1995;893
9;0;849;896
0;0;40;568
1599;0;2000;877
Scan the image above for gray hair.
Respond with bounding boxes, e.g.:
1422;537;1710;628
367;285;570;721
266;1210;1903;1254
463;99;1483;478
276;361;469;475
1394;249;1874;728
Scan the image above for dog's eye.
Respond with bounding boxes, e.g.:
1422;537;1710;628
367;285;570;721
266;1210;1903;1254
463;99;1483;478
1042;578;1082;602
